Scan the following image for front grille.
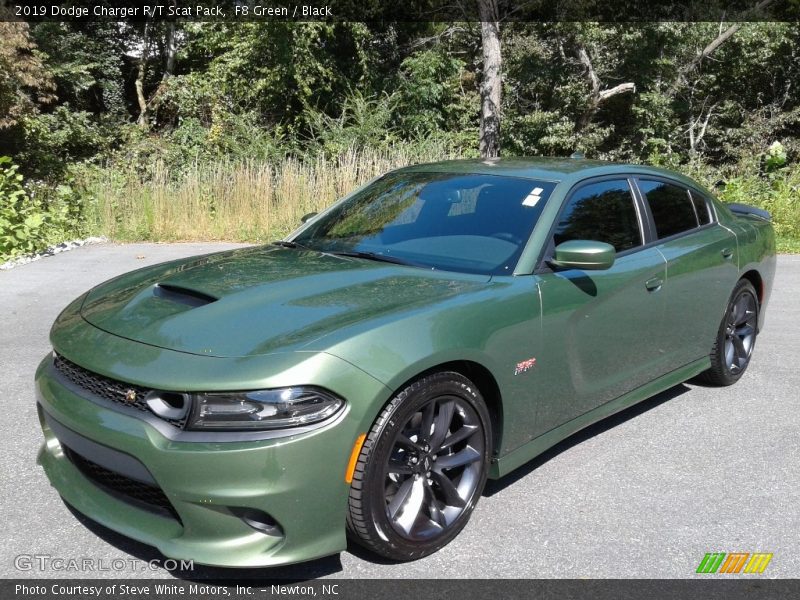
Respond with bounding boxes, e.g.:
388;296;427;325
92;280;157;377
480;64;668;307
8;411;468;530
53;354;187;428
64;445;181;522
54;354;151;413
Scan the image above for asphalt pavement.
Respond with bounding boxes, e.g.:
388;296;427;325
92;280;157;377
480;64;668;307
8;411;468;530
1;243;798;580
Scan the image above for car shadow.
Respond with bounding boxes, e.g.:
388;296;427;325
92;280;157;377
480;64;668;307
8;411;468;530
63;502;343;582
483;382;691;497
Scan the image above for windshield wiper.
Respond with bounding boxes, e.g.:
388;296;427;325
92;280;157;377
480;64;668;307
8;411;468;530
326;250;411;266
272;242;411;266
272;240;320;252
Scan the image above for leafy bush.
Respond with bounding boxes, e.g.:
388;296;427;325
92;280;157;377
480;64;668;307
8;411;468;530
19;107;116;179
765;141;787;172
688;156;800;253
0;156;95;261
394;49;477;145
718;170;800;253
0;156;47;259
303;90;399;157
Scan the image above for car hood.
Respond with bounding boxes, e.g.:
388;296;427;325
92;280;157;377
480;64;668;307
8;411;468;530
79;245;490;357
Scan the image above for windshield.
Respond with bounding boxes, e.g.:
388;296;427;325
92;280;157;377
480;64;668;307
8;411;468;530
293;172;556;275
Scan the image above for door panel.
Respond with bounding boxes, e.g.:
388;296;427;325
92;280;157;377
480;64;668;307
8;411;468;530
634;179;741;371
656;225;740;370
534;247;667;438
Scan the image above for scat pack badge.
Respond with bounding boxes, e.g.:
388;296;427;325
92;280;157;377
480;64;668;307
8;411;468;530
514;357;537;375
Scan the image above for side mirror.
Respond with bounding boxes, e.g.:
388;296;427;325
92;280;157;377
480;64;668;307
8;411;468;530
550;240;616;270
300;212;318;224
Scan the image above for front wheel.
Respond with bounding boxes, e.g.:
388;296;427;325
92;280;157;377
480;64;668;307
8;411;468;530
698;279;759;386
346;371;491;561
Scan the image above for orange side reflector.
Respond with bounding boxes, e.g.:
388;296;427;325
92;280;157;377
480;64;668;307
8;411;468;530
345;433;367;484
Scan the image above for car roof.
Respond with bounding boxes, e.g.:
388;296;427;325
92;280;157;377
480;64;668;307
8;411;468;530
394;158;706;190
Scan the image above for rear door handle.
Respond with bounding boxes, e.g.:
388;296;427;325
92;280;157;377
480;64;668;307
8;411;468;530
645;277;663;292
721;248;734;259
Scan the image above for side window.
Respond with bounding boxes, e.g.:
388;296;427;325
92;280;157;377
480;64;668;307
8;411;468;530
689;190;712;225
638;179;698;238
554;179;642;252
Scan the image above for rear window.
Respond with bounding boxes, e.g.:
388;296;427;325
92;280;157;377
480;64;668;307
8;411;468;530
638;179;698;239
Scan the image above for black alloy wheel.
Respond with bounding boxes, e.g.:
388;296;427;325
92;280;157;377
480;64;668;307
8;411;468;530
699;279;759;386
346;371;491;560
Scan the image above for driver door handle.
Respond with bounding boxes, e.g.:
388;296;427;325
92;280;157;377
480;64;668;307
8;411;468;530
645;277;663;292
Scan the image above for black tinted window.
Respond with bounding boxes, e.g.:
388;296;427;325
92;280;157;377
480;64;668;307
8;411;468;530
554;179;641;252
689;191;712;225
639;180;698;238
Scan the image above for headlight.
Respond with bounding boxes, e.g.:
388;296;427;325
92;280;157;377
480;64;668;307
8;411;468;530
186;387;344;431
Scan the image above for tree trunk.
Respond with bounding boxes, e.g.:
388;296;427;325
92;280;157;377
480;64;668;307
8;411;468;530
145;16;178;115
135;21;150;128
163;16;177;79
478;0;501;158
135;10;178;129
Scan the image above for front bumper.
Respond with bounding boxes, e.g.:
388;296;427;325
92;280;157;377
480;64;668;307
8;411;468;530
35;350;389;568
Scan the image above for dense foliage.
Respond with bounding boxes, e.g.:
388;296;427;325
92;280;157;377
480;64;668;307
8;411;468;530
0;20;798;260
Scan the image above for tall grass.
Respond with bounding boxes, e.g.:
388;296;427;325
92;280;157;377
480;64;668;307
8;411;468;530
83;144;462;243
81;146;799;252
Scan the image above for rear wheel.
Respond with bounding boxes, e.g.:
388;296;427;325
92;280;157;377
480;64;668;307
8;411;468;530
346;371;491;561
698;279;759;386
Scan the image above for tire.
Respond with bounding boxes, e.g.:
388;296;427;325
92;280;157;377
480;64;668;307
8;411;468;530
346;371;492;561
697;279;759;386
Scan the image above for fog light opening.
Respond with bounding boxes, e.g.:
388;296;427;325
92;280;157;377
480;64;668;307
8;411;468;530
145;391;190;421
161;392;186;409
229;507;283;537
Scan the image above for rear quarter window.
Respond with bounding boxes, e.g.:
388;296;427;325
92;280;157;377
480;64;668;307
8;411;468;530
638;179;699;239
689;190;712;225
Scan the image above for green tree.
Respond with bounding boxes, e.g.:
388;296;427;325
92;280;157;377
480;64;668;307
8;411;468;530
0;22;55;129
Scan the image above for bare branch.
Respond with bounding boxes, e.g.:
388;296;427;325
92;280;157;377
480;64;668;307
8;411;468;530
669;0;775;95
575;44;635;131
697;106;715;144
406;25;465;51
598;82;636;101
687;101;718;154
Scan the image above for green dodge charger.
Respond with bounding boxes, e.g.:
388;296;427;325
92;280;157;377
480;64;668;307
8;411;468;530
36;158;776;566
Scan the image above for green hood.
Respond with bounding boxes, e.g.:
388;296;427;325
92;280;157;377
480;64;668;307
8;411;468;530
79;246;490;358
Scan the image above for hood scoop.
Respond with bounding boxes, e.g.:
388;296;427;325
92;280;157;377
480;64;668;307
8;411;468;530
153;283;217;307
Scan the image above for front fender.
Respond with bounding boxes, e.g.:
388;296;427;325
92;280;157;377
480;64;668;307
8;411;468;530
320;277;543;456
